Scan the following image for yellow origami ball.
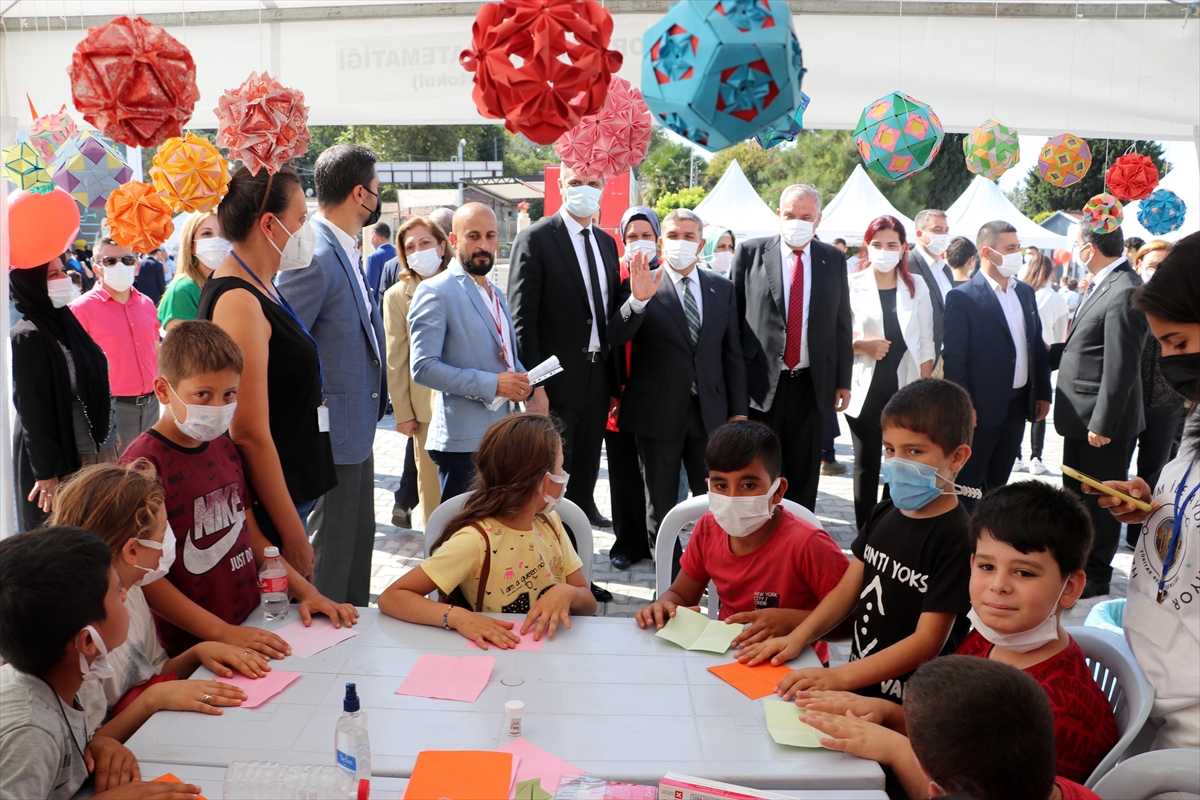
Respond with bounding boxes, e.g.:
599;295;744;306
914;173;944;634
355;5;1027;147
105;180;176;253
3;141;53;192
150;133;229;213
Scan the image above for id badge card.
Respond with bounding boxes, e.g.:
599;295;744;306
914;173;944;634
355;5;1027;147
317;404;330;433
1125;594;1180;652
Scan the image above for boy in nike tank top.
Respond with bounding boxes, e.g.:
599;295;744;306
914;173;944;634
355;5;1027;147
122;322;355;657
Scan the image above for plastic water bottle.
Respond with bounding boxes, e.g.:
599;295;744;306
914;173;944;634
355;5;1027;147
259;546;289;621
335;683;371;800
222;761;352;799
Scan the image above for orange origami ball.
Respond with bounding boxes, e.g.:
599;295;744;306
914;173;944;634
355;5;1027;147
69;15;199;148
151;134;230;213
1105;153;1159;202
105;181;175;253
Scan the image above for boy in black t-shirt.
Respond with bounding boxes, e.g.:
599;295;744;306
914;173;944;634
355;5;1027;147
739;379;976;704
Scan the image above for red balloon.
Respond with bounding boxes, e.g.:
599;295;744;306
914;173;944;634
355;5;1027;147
7;188;81;269
1053;248;1071;265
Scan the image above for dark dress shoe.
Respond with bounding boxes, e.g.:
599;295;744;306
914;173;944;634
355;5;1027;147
585;511;612;528
591;583;614;602
392;505;412;529
1080;580;1111;599
610;553;639;571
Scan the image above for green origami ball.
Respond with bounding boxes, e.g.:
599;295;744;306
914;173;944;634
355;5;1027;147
964;118;1020;180
3;141;53;193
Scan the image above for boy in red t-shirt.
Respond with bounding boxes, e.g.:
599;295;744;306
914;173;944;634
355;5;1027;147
122;321;356;658
635;421;849;664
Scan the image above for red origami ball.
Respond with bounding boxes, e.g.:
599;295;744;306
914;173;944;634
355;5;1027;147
460;0;623;146
69;15;199;148
556;76;652;180
1105;153;1159;202
215;72;312;176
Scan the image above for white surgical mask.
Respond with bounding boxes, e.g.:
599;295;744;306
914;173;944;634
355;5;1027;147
102;261;136;293
708;251;733;274
625;240;658;261
924;233;950;256
780;218;814;249
78;625;115;682
542;471;570;514
47;277;79;308
1072;243;1093;271
967;580;1067;653
407;246;442;278
663;239;700;271
194;236;232;271
562;185;603;218
168;383;236;442
994;251;1024;278
269;217;317;271
708;478;781;538
869;248;901;273
133;527;177;587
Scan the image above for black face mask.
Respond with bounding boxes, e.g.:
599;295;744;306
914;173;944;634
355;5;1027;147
462;249;494;277
1159;352;1200;401
360;186;381;227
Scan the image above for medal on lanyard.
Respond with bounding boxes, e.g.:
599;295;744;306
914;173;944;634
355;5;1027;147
1160;458;1198;603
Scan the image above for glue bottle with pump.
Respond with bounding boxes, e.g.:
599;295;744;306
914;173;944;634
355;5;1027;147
335;682;371;800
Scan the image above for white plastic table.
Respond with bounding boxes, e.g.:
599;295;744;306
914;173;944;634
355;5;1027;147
126;610;884;791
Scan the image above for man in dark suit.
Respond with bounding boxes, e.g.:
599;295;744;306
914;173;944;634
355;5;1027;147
731;184;852;510
1055;225;1146;597
508;164;620;530
610;208;747;555
943;220;1052;506
908;209;955;362
135;247;166;306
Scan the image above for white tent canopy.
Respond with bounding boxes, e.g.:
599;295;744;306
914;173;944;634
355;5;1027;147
947;175;1067;249
818;165;916;246
694;160;781;244
1119;168;1200;245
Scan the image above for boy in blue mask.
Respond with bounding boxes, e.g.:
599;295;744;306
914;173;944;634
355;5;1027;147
739;379;975;705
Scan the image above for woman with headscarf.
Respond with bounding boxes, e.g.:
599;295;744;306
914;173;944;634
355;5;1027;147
10;258;117;531
700;225;736;277
606;206;660;570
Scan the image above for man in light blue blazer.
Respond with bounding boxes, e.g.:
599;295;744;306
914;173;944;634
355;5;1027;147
408;203;531;499
276;144;387;606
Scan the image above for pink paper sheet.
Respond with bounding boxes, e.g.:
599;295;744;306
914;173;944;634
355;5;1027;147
466;629;544;652
395;655;495;703
495;737;586;795
274;618;358;659
220;670;301;708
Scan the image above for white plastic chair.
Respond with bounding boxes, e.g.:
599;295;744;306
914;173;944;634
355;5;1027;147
423;491;593;582
654;496;824;619
1067;626;1156;788
1092;749;1200;799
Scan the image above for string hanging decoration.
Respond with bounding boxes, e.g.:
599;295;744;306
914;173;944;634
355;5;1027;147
853;92;945;181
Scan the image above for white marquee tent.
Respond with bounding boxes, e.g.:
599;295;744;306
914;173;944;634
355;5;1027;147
694;160;781;243
1118;167;1200;244
818;165;916;246
947;175;1067;249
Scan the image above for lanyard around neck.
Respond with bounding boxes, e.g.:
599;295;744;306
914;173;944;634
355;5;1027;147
1161;458;1198;602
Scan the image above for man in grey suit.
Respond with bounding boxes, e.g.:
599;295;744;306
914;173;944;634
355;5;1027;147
409;203;531;498
1055;224;1146;597
908;209;955;362
276;143;387;606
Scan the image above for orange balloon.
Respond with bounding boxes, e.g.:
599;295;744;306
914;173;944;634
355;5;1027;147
7;187;81;269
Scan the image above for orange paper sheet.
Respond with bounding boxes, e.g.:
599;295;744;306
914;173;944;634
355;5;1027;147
707;661;795;700
152;772;207;800
404;751;515;800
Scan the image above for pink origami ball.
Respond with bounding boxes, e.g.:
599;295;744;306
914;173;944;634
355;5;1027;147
555;77;652;179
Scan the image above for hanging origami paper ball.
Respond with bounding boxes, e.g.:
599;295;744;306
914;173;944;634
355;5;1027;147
3;142;53;193
69;15;199;148
7;187;82;269
460;0;623;146
641;0;806;152
49;130;133;210
555;77;652;179
754;92;811;149
1137;188;1187;236
963;118;1020;180
1082;192;1124;234
1038;133;1092;187
28;105;78;163
853;92;945;181
1105;153;1159;202
105;181;175;253
215;72;312;176
150;134;230;213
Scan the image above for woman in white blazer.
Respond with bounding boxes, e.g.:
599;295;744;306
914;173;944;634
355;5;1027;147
845;216;935;528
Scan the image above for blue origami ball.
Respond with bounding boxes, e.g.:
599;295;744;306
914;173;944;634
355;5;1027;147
754;91;810;149
1138;188;1187;236
642;0;805;152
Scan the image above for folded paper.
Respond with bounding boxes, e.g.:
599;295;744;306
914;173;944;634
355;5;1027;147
50;131;132;210
105;181;176;253
495;737;586;795
395;654;495;702
854;92;944;181
1105;153;1159;202
28;102;78;163
404;750;514;800
1137;188;1187;236
150;134;230;214
764;699;826;748
706;661;794;700
754;92;811;149
1081;192;1124;235
555;76;652;180
963;118;1020;180
220;670;301;709
152;773;208;800
655;606;741;653
273;618;358;659
3;142;52;192
1038;133;1091;187
216;72;312;175
514;778;553;800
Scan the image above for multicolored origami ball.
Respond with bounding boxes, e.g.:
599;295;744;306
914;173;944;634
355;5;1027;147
1038;133;1091;187
1137;188;1187;236
641;0;806;152
963;118;1020;180
28;104;78;163
1105;153;1159;202
754;92;811;149
49;130;133;210
1082;192;1124;234
555;77;652;180
105;181;175;253
3;142;53;192
69;15;199;148
150;134;230;213
215;72;312;176
853;92;944;181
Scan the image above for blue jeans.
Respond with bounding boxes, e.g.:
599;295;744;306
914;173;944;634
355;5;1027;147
253;497;319;549
428;450;477;502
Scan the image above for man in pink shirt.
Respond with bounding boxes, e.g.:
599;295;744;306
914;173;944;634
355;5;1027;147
69;232;161;453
